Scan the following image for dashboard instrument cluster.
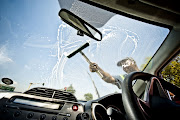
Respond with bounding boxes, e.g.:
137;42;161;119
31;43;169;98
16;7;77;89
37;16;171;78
0;88;125;120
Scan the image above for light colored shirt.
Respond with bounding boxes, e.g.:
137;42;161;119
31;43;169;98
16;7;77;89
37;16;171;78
113;74;127;89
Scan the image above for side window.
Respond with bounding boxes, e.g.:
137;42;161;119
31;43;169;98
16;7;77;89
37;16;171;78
160;53;180;87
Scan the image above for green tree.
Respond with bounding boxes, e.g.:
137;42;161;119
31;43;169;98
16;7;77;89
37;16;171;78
161;54;180;87
84;93;93;101
66;84;76;95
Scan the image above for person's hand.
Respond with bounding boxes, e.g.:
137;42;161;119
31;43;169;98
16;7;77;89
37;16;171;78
89;63;99;72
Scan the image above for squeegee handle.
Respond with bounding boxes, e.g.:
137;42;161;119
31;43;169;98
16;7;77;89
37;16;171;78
80;51;91;64
79;51;103;78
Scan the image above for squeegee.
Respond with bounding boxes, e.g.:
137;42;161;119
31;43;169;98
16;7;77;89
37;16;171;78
66;42;103;78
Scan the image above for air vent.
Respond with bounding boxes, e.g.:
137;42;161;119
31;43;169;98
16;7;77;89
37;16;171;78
24;87;77;102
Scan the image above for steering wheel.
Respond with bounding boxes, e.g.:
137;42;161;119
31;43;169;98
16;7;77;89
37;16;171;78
122;72;180;120
122;72;157;120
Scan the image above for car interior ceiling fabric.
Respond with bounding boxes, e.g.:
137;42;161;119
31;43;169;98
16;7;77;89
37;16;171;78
58;0;115;28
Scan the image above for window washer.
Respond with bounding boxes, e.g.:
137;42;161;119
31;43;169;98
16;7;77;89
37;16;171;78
89;57;140;89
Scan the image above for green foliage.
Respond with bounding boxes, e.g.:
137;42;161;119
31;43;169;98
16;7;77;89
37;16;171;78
66;84;76;95
84;93;93;101
161;54;180;87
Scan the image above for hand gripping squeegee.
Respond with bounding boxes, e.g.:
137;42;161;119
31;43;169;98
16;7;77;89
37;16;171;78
66;42;103;78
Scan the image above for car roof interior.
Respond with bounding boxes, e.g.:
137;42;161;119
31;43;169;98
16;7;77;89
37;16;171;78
81;0;180;75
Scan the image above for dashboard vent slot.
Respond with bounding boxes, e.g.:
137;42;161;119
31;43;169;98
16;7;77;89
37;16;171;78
24;87;77;102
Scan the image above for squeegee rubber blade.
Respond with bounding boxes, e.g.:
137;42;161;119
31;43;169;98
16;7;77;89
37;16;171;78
67;42;89;58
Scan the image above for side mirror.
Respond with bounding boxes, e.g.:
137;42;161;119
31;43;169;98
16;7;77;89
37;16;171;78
2;78;13;85
59;9;102;41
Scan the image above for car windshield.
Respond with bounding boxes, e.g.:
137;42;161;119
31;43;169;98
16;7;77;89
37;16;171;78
0;0;169;100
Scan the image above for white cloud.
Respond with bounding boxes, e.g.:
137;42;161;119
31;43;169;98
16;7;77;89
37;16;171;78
0;45;13;65
24;65;31;70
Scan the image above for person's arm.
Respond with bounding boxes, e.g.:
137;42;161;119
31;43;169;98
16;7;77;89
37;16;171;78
89;63;116;84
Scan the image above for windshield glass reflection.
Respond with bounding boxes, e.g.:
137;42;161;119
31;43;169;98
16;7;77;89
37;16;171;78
0;0;169;100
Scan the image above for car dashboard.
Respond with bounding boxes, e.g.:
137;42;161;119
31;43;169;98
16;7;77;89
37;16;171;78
0;87;125;120
0;87;84;120
89;93;125;120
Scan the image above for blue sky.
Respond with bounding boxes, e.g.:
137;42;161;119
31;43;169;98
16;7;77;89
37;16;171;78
0;0;169;100
0;0;61;90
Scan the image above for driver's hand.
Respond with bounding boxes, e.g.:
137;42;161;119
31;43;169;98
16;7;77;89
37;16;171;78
89;63;99;72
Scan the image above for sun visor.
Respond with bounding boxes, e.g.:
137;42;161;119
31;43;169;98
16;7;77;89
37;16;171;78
58;0;115;28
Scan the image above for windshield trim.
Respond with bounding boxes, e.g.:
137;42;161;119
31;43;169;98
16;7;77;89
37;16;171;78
79;0;173;30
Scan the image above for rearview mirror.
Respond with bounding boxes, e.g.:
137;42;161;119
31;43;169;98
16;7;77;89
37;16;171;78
59;9;102;41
